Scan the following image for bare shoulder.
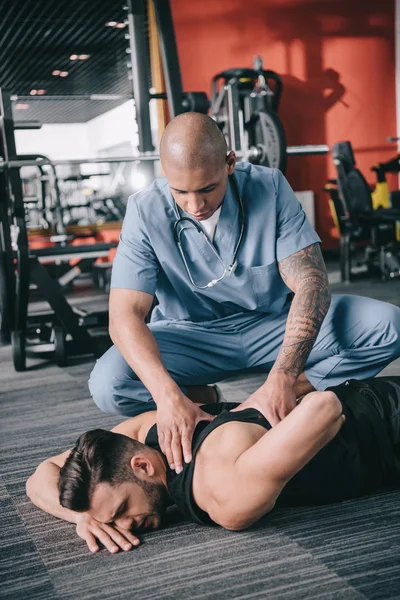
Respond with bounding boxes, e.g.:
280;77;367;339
112;410;157;443
298;389;342;408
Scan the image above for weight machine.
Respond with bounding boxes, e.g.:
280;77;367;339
0;89;119;369
327;141;400;283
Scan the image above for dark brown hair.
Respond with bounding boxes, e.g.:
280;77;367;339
59;429;147;512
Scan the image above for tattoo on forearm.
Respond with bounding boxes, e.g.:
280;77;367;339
274;244;331;378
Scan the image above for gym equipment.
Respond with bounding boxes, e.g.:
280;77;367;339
330;141;400;283
0;88;119;370
0;146;329;173
0;90;18;344
370;143;400;241
325;181;381;281
13;244;115;370
124;0;209;175
121;1;328;169
211;57;287;172
18;154;65;234
210;57;329;171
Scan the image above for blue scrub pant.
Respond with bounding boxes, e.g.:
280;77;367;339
89;294;400;417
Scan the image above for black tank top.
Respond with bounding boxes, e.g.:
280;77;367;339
145;380;398;526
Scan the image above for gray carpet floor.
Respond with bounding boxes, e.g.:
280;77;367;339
1;273;400;599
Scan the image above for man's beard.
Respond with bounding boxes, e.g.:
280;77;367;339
139;479;171;529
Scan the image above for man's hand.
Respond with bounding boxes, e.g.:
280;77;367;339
76;514;140;553
156;393;214;473
232;373;297;426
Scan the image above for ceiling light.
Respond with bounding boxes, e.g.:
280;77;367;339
59;71;69;77
29;89;37;95
106;21;117;27
52;70;61;76
70;54;78;60
15;103;29;110
78;54;90;60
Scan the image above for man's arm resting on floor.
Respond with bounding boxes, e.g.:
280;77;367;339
209;391;345;530
25;416;150;552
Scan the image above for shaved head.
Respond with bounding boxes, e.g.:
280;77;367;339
160;112;227;171
160;112;236;221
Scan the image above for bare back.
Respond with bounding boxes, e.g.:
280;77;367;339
191;419;267;515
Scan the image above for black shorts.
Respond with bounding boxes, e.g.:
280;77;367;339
347;377;400;459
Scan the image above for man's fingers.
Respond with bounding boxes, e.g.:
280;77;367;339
171;435;183;473
92;526;121;554
78;522;140;554
158;431;165;454
203;414;214;423
115;527;141;547
162;431;175;470
268;412;280;427
181;430;193;464
277;402;295;422
82;531;99;553
276;409;286;421
103;524;138;550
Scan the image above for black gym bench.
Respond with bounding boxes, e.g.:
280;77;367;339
11;241;117;371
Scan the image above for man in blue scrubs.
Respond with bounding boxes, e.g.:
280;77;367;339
89;113;400;475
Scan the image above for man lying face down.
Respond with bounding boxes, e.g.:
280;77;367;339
27;377;400;553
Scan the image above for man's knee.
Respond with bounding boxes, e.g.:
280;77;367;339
389;304;400;352
88;361;122;415
88;355;154;417
88;345;139;415
376;302;400;356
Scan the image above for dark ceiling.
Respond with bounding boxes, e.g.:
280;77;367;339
0;0;150;124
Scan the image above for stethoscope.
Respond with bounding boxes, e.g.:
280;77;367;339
173;174;245;289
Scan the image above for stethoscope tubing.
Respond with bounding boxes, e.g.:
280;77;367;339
172;174;245;288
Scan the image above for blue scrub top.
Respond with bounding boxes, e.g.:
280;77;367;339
111;162;321;323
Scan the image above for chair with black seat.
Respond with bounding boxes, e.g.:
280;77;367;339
332;141;400;282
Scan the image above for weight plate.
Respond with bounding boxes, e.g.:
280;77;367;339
12;330;26;372
0;249;14;344
246;109;287;173
0;258;10;344
183;92;210;115
53;326;68;367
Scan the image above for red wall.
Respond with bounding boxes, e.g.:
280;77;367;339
171;0;396;249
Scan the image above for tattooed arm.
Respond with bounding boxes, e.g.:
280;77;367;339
233;243;331;425
272;243;331;379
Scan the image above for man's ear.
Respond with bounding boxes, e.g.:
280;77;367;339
130;455;155;478
226;151;236;175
